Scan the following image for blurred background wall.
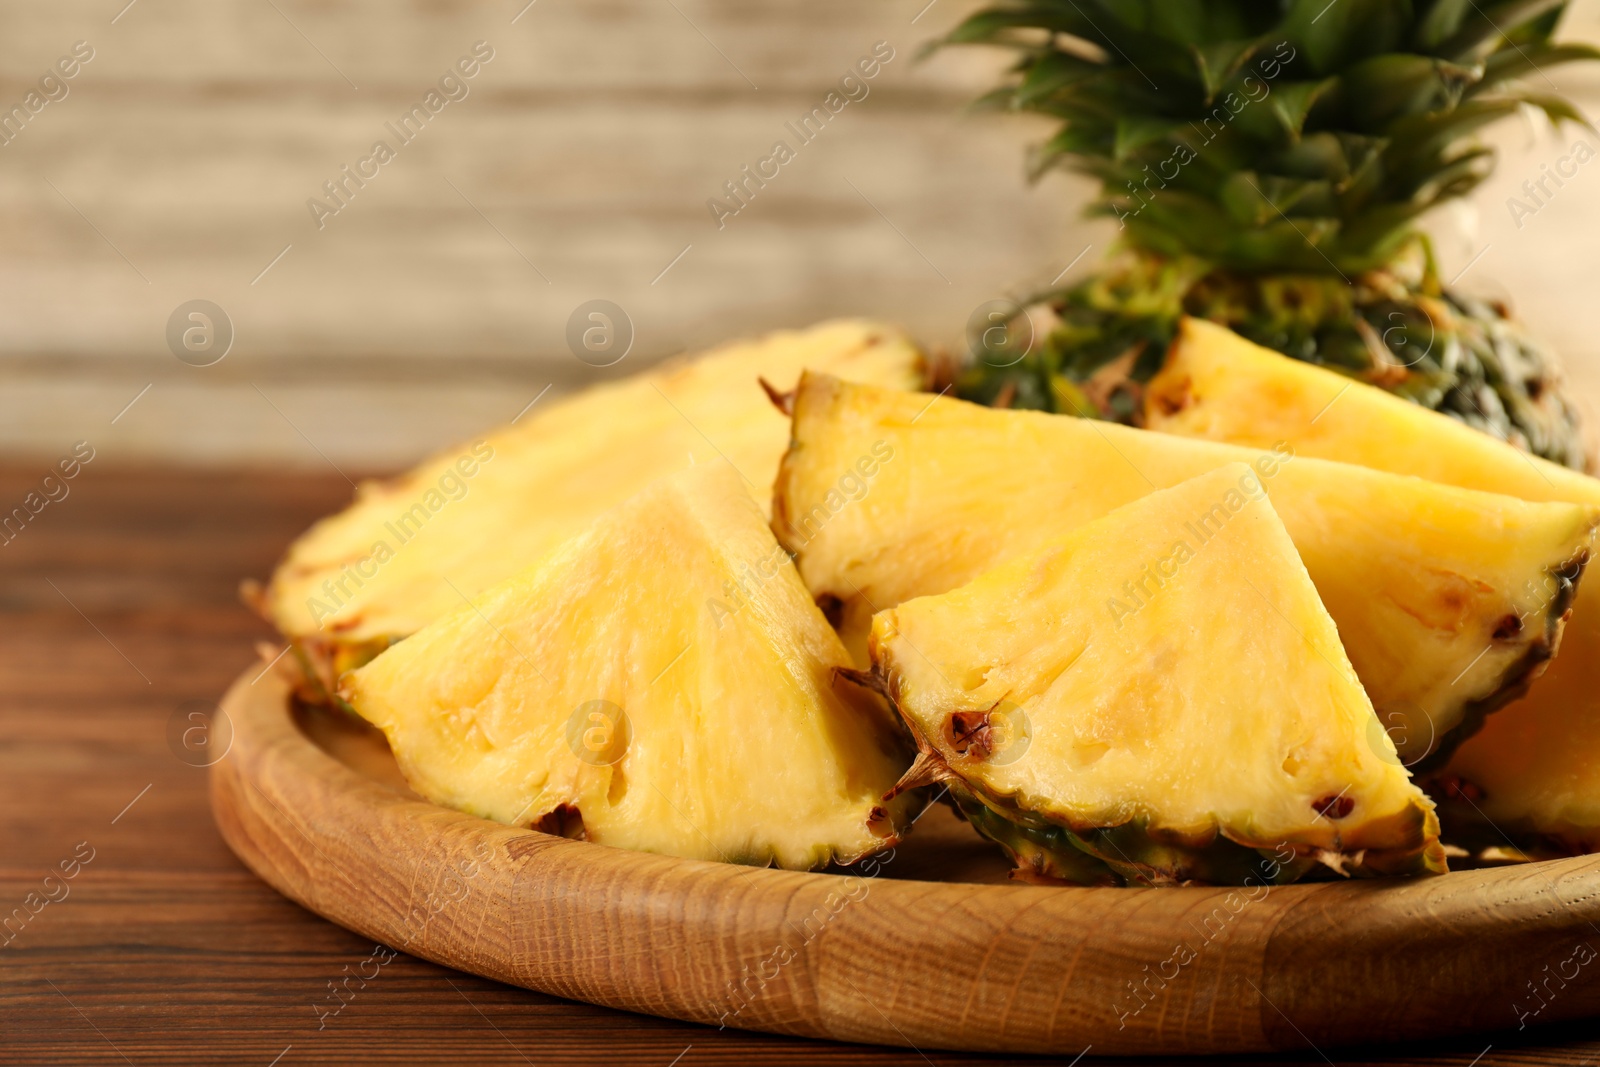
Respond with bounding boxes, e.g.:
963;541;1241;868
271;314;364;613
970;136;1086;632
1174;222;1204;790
1;0;1597;469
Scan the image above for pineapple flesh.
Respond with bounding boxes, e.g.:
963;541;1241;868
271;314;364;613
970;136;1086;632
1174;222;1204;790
870;466;1444;886
1147;319;1600;850
265;320;923;696
341;463;916;870
1147;318;1600;498
774;373;1600;770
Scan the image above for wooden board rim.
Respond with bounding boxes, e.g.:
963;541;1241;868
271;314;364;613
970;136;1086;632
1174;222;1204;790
210;668;1600;1056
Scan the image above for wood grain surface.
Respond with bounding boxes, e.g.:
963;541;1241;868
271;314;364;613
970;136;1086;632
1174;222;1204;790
3;461;1600;1066
215;666;1600;1057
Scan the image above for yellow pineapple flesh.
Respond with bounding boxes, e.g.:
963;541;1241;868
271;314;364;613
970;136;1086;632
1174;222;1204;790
1146;318;1597;499
774;373;1599;769
1147;318;1600;849
870;466;1444;885
266;320;923;663
342;463;916;870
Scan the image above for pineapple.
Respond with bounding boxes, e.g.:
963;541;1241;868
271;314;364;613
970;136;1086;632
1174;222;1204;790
262;320;923;701
1148;318;1600;499
937;0;1600;468
1145;319;1600;850
341;463;917;869
774;373;1600;769
867;465;1444;886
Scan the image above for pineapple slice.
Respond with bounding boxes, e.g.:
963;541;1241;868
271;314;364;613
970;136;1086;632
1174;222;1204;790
341;462;916;870
1145;317;1597;500
265;320;923;685
1147;318;1600;849
868;465;1444;886
774;373;1599;770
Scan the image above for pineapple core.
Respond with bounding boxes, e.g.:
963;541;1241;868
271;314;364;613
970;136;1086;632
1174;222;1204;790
343;462;916;870
872;465;1445;886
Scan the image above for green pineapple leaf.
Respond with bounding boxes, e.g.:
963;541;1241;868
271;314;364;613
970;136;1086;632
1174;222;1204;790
939;0;1597;276
1113;115;1183;159
1263;78;1339;141
1188;38;1268;102
1284;0;1411;74
1413;0;1475;51
1014;51;1105;106
1472;41;1600;92
1438;0;1566;59
1330;54;1483;129
1498;89;1598;133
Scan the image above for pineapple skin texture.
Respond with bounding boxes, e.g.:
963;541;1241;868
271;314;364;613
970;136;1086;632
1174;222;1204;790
1148;319;1600;847
871;466;1443;886
267;320;923;645
774;374;1600;770
343;463;917;871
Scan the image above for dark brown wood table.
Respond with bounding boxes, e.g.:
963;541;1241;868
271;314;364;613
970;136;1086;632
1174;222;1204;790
3;463;1599;1066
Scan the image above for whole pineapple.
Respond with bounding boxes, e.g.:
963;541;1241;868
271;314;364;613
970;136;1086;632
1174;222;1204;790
940;0;1600;468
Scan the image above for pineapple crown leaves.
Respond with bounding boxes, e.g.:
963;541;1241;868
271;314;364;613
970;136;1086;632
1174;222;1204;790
933;0;1600;275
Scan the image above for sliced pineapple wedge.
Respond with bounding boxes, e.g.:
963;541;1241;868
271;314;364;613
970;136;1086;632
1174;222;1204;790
774;373;1599;770
1145;317;1597;498
868;465;1444;886
1147;317;1600;849
342;462;916;870
266;320;923;688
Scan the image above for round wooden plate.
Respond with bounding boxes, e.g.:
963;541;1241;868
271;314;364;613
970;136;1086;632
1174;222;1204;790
211;668;1600;1057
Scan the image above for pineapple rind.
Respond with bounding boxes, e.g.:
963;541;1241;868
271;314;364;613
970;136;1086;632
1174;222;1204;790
954;777;1442;886
950;785;1339;888
1428;549;1587;767
284;635;397;713
949;789;1118;887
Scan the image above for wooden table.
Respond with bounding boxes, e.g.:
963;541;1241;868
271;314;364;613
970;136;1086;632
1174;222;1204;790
3;463;1599;1066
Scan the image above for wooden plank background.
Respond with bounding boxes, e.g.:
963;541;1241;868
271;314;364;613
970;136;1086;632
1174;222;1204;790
0;0;1597;469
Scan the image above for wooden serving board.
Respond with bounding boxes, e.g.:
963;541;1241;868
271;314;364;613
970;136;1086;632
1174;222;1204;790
211;668;1600;1057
